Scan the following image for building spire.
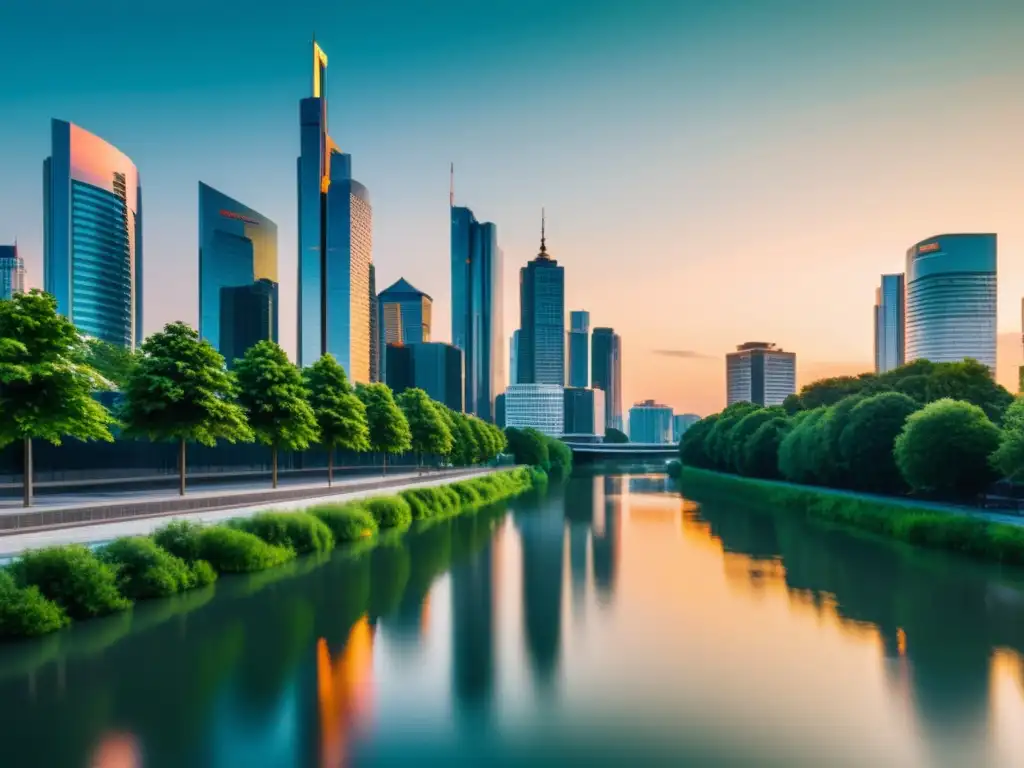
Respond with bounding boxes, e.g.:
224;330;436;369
539;207;548;257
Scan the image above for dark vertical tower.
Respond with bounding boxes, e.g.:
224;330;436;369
591;327;623;430
518;211;565;386
568;310;590;387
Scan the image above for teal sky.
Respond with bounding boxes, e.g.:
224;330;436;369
3;0;1024;414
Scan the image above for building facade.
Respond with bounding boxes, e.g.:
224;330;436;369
905;234;997;374
451;204;504;421
673;413;700;442
591;327;623;430
726;342;796;406
0;244;25;300
385;342;463;411
297;42;374;382
198;182;278;366
518;217;565;386
629;400;674;443
504;383;564;437
377;277;431;381
563;387;605;437
510;330;519;386
44;119;143;349
568;310;590;388
874;273;905;373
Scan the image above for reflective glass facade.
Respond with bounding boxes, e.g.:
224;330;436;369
198;182;278;366
568;310;590;388
591;327;623;430
44;119;142;348
563;386;605;437
629;400;674;444
385;342;463;411
726;342;796;406
519;234;565;387
377;277;431;381
0;245;25;300
905;234;996;374
874;273;905;373
504;383;564;437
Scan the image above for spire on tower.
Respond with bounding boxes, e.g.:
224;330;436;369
539;207;548;257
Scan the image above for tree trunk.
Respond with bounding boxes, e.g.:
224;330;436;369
179;438;187;496
382;452;388;476
22;437;32;508
272;444;279;489
327;447;334;487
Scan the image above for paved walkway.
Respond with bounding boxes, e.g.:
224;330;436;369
0;467;502;559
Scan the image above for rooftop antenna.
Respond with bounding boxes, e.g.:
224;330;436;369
540;207;547;255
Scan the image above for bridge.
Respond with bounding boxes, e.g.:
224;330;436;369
561;438;679;464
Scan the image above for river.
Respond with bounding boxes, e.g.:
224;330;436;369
3;473;1024;767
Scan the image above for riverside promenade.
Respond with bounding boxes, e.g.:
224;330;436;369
0;467;501;559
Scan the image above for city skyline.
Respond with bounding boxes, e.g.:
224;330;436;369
4;2;1024;413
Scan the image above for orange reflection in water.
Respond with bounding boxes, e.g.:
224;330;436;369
89;732;141;768
317;616;376;768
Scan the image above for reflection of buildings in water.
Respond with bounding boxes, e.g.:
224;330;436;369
591;476;622;602
568;522;589;619
317;617;376;768
450;545;496;713
627;475;670;495
90;732;142;768
565;476;598;618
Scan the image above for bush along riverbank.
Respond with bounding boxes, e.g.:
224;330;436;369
0;467;544;641
678;467;1024;566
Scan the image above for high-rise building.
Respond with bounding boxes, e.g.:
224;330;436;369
726;342;796;406
44;119;143;349
518;212;565;386
451;171;504;421
384;342;463;411
510;330;519;386
297;42;374;382
378;278;431;345
504;383;564;437
591;327;623;430
905;234;997;374
568;310;590;388
629;400;673;443
874;273;905;373
369;263;378;382
563;387;605;437
0;244;25;300
673;413;700;442
198;182;278;366
495;392;506;428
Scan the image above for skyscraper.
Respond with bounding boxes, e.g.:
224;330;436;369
518;212;565;386
369;263;378;382
450;174;504;421
0;244;25;300
44;119;142;349
905;234;997;374
568;310;590;388
629;400;674;443
591;327;623;430
198;182;278;366
297;42;374;382
385;342;463;411
378;278;432;381
510;330;519;386
563;387;605;437
726;342;796;406
874;273;905;373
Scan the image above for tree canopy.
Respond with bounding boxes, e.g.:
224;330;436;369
604;427;629;443
839;392;920;494
397;388;453;462
356;383;412;465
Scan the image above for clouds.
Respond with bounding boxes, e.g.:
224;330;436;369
651;349;718;360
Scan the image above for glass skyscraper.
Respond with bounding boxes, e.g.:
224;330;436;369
726;342;796;406
198;182;278;366
629;400;674;443
518;216;565;386
905;234;997;375
568;310;590;388
591;327;623;430
44;119;142;349
297;42;374;382
874;273;905;373
0;244;25;300
451;203;504;421
385;342;463;411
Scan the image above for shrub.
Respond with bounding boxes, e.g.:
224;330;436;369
450;480;483;507
153;520;204;562
0;570;69;638
194;527;294;573
231;512;335;554
10;545;131;619
311;503;379;543
363;496;413;529
191;559;218;586
99;537;198;599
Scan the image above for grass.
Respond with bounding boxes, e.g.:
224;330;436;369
678;467;1024;566
0;466;543;641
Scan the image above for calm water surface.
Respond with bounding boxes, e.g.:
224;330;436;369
3;473;1024;767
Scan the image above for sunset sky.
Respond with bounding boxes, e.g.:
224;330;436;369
2;0;1024;415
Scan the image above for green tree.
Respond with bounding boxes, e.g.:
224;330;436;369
505;426;548;467
839;391;919;494
990;397;1024;482
811;395;864;487
777;408;826;484
741;417;790;479
0;290;116;506
797;374;874;410
781;394;803;415
922;358;1013;423
894;398;1000;498
604;427;629;443
467;416;493;464
356;383;412;473
80;338;139;390
679;414;718;469
304;354;369;485
397;388;452;468
546;436;573;480
234;341;319;488
728;407;781;474
450;410;479;466
705;402;758;470
121;321;252;496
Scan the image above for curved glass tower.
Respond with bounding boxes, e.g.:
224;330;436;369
44;119;142;349
904;234;996;374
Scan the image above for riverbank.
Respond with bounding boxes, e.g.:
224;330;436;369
677;467;1024;566
0;466;545;640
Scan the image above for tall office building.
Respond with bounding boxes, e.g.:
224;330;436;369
385;342;463;411
591;327;623;430
673;413;700;442
510;330;519;386
0;244;25;300
726;342;796;406
629;400;674;443
905;234;997;374
297;42;374;382
504;383;564;437
369;263;378;382
44;119;143;349
451;179;504;421
568;310;590;388
198;182;278;366
563;387;605;437
874;273;905;373
378;278;431;381
518;213;565;386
